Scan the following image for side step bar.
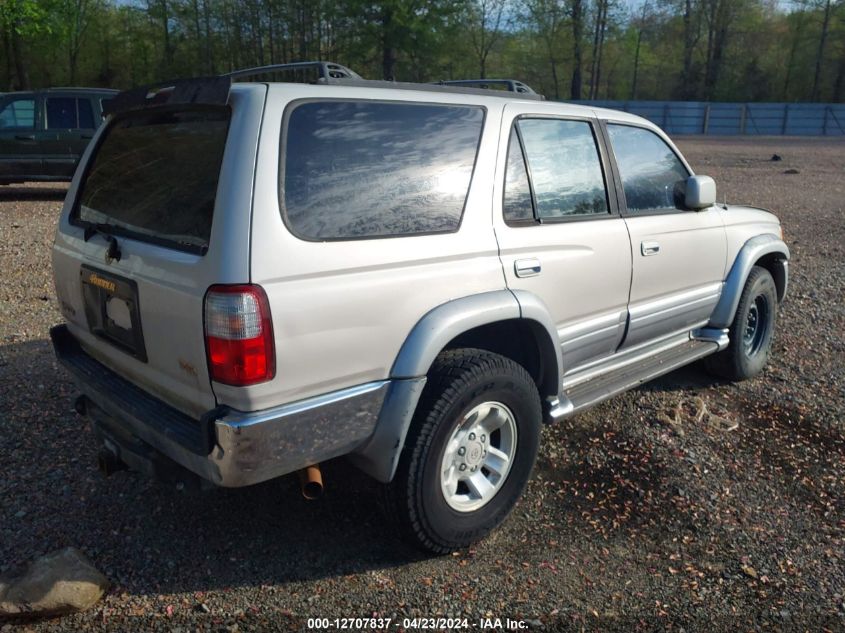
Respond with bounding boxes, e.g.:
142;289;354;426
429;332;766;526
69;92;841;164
549;338;719;421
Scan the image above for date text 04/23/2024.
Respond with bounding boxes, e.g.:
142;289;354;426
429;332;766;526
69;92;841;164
306;617;532;630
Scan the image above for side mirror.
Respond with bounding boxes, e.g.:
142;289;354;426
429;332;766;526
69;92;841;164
685;175;716;210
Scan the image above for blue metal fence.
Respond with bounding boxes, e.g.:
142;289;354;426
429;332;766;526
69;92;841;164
577;100;845;136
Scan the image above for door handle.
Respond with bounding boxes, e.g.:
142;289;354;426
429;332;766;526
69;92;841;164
515;258;541;278
15;134;35;141
641;241;660;256
81;134;93;139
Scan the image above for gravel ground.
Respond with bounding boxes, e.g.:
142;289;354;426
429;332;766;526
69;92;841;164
1;136;843;632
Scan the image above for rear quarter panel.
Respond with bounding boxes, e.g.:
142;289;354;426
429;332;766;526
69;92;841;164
220;84;510;411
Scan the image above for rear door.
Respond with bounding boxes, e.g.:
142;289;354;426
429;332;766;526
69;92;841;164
40;94;98;178
603;121;727;349
53;85;267;417
494;103;632;375
0;94;41;179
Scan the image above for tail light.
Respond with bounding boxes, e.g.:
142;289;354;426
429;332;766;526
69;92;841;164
204;284;275;386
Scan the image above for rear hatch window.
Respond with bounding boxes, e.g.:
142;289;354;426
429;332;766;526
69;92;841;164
73;107;230;254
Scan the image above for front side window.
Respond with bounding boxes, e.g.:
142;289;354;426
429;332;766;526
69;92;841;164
607;124;689;213
0;98;35;130
283;101;484;240
514;118;609;220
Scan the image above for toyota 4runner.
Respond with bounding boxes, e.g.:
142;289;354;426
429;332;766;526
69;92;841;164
50;62;789;553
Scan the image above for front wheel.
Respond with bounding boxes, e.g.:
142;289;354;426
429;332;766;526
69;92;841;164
386;349;542;554
705;265;778;381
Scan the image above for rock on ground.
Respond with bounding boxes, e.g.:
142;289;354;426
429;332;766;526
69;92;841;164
0;547;109;618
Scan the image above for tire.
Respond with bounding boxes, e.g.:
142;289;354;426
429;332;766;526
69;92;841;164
705;266;778;381
386;348;542;554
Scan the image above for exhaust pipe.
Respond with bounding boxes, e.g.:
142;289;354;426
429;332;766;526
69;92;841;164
97;447;128;477
298;464;323;500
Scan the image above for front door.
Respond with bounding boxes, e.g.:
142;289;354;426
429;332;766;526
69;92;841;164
603;122;727;349
0;95;41;180
494;103;632;377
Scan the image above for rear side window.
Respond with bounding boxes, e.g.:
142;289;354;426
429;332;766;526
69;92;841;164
516;118;609;219
46;97;97;129
503;131;534;223
607;124;689;213
0;98;35;130
282;101;484;240
74;108;230;254
78;99;95;128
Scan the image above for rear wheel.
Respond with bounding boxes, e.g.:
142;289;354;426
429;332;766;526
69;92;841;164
386;348;542;554
705;266;778;381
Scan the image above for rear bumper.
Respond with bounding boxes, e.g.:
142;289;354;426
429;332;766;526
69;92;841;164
50;324;388;487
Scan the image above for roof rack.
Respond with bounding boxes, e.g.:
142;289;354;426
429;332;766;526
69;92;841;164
104;62;543;116
225;61;362;83
433;79;538;95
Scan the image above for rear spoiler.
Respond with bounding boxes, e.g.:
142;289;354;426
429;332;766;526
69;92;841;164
103;76;231;116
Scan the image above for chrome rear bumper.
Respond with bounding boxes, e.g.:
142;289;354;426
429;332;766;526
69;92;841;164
51;324;388;487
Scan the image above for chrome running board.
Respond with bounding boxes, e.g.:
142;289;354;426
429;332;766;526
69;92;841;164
553;336;719;420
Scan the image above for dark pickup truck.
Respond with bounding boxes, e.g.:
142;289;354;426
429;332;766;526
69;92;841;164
0;87;117;185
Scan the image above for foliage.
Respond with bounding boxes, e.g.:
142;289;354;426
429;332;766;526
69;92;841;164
0;0;842;101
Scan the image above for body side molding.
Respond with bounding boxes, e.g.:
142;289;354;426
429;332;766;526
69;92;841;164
708;234;790;328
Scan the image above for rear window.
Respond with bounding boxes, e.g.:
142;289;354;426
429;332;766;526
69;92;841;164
282;100;484;240
74;108;230;254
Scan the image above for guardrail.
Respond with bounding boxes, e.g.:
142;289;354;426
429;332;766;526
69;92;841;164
576;100;845;136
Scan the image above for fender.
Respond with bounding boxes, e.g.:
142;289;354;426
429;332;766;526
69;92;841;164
350;290;562;482
709;233;790;328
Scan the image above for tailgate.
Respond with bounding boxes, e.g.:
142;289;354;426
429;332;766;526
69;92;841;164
52;85;266;418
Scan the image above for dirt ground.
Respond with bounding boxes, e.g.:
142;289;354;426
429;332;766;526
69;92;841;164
0;136;843;632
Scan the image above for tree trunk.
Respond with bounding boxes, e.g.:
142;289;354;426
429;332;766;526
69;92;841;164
833;52;845;102
704;0;730;101
593;1;608;99
192;0;203;72
570;0;583;100
160;0;172;75
811;0;832;101
10;25;30;89
253;1;264;66
589;0;602;99
381;8;397;80
203;0;214;73
267;0;275;65
2;27;11;90
631;28;642;99
677;0;697;99
298;1;307;59
782;8;806;100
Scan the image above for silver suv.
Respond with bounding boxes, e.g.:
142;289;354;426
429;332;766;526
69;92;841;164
51;62;789;553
